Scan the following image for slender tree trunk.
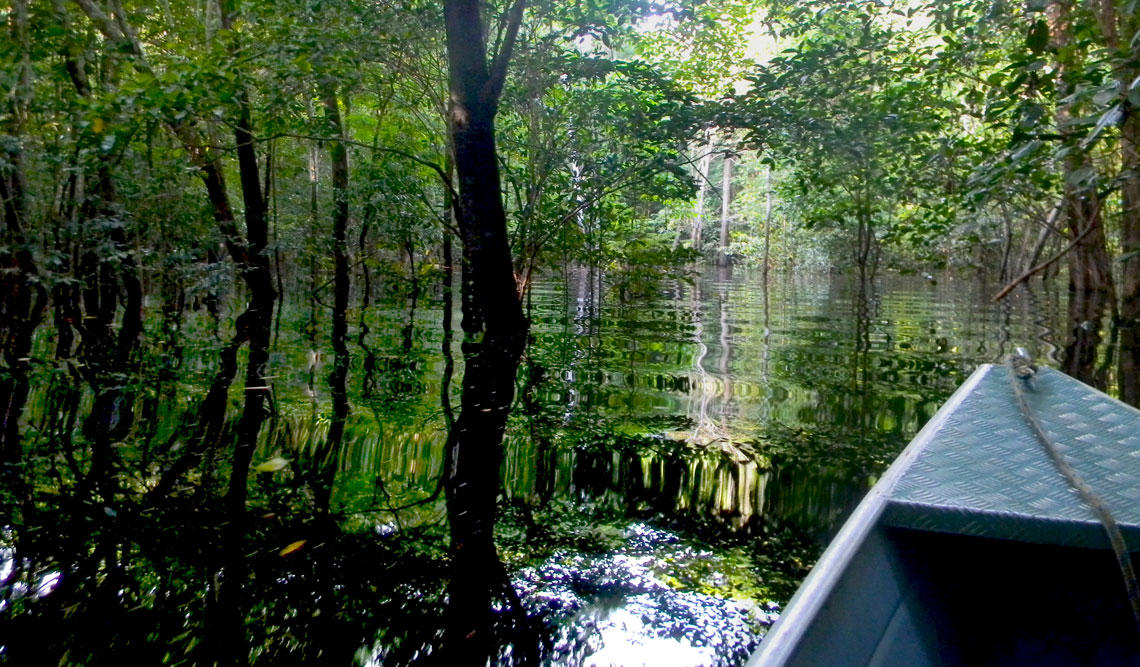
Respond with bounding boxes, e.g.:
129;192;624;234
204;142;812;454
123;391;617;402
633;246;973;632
53;22;143;506
0;0;47;475
307;105;321;345
692;131;714;254
269;138;286;345
313;84;351;514
1120;108;1140;405
358;202;378;399
717;152;733;267
441;0;532;660
1024;205;1061;274
1108;4;1140;405
763;165;772;279
999;203;1014;283
854;205;875;286
67;5;278;551
188;11;279;664
215;86;276;666
1048;0;1117;386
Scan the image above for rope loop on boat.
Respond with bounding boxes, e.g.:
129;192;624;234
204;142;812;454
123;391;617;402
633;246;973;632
1006;351;1140;634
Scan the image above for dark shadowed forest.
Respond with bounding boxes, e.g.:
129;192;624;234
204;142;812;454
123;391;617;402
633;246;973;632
1;0;1138;664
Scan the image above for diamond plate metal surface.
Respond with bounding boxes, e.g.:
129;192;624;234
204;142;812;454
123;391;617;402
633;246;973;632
882;365;1140;549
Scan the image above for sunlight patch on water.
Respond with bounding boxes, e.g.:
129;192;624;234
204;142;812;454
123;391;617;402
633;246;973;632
581;607;716;667
514;523;767;666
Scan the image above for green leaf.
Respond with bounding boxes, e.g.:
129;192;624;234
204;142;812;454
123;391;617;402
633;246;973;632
255;457;290;473
1065;164;1098;187
279;540;306;556
1080;105;1122;148
1009;140;1041;161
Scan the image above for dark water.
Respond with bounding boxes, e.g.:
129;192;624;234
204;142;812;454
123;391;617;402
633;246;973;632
1;267;1065;665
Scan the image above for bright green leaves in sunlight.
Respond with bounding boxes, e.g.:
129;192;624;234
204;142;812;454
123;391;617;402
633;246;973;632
728;1;968;269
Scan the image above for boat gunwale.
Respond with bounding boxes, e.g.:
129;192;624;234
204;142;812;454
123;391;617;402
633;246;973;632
746;363;995;666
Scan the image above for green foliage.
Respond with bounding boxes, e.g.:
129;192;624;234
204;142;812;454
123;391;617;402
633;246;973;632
734;4;972;267
10;0;1140;661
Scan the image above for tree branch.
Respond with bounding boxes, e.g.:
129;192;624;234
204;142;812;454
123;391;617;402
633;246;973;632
484;0;527;105
992;198;1106;302
69;0;137;54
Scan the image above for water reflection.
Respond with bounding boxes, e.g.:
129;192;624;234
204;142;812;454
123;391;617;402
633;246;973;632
505;271;1055;526
3;267;1069;665
381;268;1065;663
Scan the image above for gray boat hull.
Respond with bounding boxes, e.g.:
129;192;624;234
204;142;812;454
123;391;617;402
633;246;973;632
749;364;1140;666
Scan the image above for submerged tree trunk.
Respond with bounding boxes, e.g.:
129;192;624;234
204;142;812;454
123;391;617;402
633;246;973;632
1120;107;1140;405
1058;173;1115;388
1048;0;1116;387
1104;4;1140;405
215;82;276;666
0;2;47;476
307;99;321;346
854;205;876;286
441;153;458;429
312;84;351;514
441;0;532;661
47;7;144;506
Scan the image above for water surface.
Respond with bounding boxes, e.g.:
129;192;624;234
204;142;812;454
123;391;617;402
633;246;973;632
2;267;1065;665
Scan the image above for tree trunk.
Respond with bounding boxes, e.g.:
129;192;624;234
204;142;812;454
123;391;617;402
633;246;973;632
313;84;351;514
441;0;532;660
1120;106;1140;405
692;131;714;254
763;165;772;279
0;0;47;475
1049;0;1117;387
215;85;276;667
1109;4;1140;405
717;152;733;267
51;16;143;506
441;153;458;430
1024;204;1061;274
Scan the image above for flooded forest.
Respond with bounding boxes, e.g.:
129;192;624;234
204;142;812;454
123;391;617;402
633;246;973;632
2;0;1140;665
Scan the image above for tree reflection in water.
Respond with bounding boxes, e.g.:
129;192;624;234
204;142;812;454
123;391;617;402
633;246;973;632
2;270;1075;665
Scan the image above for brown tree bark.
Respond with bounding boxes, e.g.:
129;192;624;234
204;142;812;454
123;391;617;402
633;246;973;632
1120;107;1140;404
1048;0;1117;387
1097;0;1140;405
